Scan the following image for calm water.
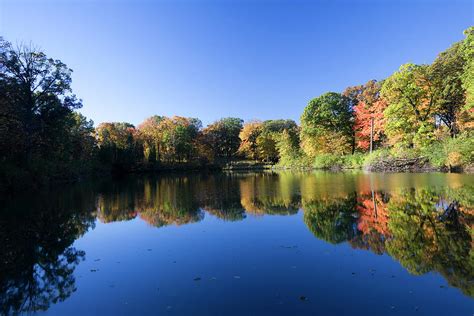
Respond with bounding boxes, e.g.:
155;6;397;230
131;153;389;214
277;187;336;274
1;171;473;315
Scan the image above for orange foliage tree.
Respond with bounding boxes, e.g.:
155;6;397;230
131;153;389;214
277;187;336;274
344;80;387;151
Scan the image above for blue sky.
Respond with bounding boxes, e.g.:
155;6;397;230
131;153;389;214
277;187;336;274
1;0;472;126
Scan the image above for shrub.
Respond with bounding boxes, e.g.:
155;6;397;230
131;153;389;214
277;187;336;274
363;149;391;167
421;132;474;168
313;153;343;169
342;152;367;169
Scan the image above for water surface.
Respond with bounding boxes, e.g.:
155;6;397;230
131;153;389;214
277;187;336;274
1;171;473;315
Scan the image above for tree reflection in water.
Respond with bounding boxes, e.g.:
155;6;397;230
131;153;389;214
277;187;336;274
0;186;96;314
0;172;473;314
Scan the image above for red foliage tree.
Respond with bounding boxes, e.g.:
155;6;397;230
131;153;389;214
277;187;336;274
354;99;387;150
344;80;388;151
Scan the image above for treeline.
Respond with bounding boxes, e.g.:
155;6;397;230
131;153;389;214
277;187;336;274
95;27;473;171
94;116;299;169
1;28;473;190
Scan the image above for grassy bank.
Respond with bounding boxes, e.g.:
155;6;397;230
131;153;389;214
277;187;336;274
276;134;474;172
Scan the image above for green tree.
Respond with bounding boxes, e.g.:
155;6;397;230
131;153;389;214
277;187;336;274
381;63;437;149
461;27;474;112
243;119;299;163
300;92;354;157
275;129;301;165
430;41;467;136
459;27;474;132
157;116;201;163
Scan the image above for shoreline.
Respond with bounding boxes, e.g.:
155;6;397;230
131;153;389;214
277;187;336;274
2;159;472;194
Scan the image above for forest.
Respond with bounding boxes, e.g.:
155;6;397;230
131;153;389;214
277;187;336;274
0;27;473;191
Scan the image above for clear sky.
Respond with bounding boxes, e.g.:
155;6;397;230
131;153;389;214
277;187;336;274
1;0;472;126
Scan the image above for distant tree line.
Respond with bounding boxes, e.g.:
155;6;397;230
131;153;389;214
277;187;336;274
1;28;473;190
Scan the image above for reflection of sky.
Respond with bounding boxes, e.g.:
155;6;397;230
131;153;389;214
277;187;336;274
435;199;450;211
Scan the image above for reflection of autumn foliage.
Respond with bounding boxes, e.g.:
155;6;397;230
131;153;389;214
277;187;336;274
91;173;473;297
94;176;204;227
197;174;246;221
356;192;390;237
139;209;203;227
202;207;246;221
136;177;203;227
386;188;474;297
302;194;358;244
349;230;387;255
96;194;138;223
239;173;300;215
300;183;473;297
350;191;391;254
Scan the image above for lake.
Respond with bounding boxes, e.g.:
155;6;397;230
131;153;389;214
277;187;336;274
0;171;473;315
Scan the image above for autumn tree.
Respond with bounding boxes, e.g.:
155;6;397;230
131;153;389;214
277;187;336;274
257;120;299;162
201;117;243;161
238;120;263;160
344;80;387;151
239;119;299;163
96;122;142;169
137;115;164;163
